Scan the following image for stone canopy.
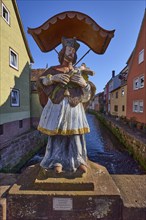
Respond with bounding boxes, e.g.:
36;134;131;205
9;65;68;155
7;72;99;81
28;11;115;54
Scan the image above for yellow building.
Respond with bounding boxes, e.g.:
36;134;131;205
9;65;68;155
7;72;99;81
0;0;33;144
110;85;127;117
110;66;128;117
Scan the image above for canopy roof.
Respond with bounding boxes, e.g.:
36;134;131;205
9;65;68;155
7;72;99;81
28;11;115;54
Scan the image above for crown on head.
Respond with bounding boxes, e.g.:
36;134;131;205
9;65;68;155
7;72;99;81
61;36;80;51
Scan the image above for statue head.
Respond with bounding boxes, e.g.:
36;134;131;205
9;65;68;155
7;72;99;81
58;37;80;64
61;36;80;52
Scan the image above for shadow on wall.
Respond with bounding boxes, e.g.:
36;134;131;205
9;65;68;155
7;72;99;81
0;62;32;144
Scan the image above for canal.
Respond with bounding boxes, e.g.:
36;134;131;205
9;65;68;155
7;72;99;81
25;113;146;174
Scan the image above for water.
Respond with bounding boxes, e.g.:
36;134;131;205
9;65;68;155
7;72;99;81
86;114;145;174
25;113;146;174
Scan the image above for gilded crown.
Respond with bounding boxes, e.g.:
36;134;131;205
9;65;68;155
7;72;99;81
61;36;80;51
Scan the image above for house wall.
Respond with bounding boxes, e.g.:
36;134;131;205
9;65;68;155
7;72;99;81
31;93;43;127
127;11;146;123
118;85;127;117
110;89;119;116
0;0;31;143
110;85;127;117
94;96;99;111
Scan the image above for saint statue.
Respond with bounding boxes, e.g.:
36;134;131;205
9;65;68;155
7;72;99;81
37;37;96;174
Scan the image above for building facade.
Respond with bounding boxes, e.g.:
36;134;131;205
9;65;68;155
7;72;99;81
110;85;127;117
126;10;146;124
90;10;145;128
0;0;33;144
110;66;128;117
93;92;104;112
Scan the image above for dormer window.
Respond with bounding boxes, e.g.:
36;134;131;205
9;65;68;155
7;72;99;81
2;3;10;24
121;88;124;96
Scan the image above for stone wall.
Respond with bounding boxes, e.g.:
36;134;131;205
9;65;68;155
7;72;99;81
0;130;47;172
0;118;31;145
95;112;146;170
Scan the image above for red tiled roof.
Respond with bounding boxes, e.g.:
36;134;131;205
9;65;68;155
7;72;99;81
31;68;45;81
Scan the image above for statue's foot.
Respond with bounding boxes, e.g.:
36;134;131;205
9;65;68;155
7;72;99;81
54;165;63;173
78;164;87;173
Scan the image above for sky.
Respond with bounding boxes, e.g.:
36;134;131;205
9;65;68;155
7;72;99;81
16;0;146;93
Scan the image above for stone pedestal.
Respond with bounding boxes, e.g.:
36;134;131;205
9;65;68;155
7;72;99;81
7;161;123;220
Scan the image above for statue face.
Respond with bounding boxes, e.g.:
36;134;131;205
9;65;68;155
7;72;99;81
64;46;75;62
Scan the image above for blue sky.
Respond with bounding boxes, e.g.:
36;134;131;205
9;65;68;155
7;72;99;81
17;0;146;93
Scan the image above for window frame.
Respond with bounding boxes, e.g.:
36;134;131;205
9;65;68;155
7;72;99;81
9;48;19;70
2;3;10;24
139;100;144;113
122;105;125;112
121;88;124;96
133;100;139;112
114;105;118;112
10;88;20;107
138;49;144;64
139;75;144;89
133;77;139;90
133;100;144;113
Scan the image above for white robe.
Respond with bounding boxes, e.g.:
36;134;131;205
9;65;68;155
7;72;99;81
38;98;90;135
38;85;91;172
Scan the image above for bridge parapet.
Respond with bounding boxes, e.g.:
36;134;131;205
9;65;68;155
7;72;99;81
1;161;145;220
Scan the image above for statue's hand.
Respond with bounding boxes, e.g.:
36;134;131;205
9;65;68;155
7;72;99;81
70;75;87;88
52;74;70;85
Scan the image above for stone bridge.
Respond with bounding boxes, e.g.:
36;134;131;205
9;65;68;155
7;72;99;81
0;160;146;220
0;113;146;220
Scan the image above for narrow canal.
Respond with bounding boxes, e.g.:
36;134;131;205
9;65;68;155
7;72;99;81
26;113;146;174
86;114;145;174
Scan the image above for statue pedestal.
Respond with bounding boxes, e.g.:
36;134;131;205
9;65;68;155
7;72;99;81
7;161;122;220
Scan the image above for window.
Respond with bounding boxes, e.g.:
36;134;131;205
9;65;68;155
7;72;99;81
10;48;18;69
138;49;144;64
2;3;10;24
0;125;4;135
10;89;20;107
133;100;144;113
139;101;144;113
133;101;139;112
114;105;118;112
19;120;23;128
121;88;124;96
133;76;144;90
115;91;118;98
122;105;125;111
133;78;139;90
139;75;144;88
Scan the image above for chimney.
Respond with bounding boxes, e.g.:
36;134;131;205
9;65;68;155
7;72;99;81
112;70;115;78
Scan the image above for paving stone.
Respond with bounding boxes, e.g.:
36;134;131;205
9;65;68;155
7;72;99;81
112;175;146;220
